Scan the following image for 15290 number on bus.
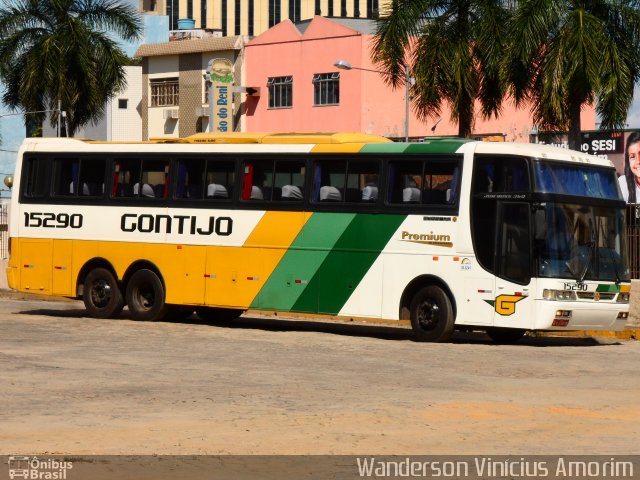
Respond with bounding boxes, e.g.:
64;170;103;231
24;212;83;229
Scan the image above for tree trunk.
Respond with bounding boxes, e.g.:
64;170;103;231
567;100;582;151
458;115;473;138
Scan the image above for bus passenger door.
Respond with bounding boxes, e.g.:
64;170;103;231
492;202;534;328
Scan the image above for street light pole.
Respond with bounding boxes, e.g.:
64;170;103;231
335;60;413;142
404;65;410;143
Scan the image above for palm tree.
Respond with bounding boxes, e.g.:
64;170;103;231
0;0;141;137
372;0;511;138
505;0;640;149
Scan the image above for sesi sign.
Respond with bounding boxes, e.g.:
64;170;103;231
580;132;624;156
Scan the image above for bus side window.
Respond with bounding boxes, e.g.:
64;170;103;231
387;161;422;204
23;157;50;198
141;159;169;199
313;160;346;202
347;161;378;203
242;160;273;201
205;159;235;200
274;160;305;201
79;159;106;196
113;159;140;198
175;159;204;199
423;161;458;205
52;158;79;197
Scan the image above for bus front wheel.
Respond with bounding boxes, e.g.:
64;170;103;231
83;268;124;319
409;285;455;342
125;269;168;321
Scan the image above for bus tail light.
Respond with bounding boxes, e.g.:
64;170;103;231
617;312;629;319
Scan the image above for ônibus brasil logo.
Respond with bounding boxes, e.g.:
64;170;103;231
8;456;73;479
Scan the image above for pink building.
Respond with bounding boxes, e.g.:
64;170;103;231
245;16;595;141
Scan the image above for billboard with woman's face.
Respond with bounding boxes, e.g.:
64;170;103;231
533;130;640;203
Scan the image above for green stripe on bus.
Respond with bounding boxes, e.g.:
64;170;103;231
291;213;406;314
405;138;471;154
252;213;356;311
596;284;619;293
359;143;410;154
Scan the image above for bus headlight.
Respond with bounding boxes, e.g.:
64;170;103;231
543;289;577;301
617;293;630;303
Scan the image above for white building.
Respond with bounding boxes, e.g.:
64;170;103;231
43;66;143;141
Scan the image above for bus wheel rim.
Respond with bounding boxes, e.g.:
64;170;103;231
417;300;439;331
91;280;112;307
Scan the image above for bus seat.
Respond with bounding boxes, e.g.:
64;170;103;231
207;183;229;198
403;187;420;203
281;185;303;200
250;185;264;200
362;185;378;201
319;185;342;201
71;182;92;196
134;183;155;197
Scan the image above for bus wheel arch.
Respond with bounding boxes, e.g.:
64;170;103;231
123;261;168;322
77;259;124;319
400;275;457;342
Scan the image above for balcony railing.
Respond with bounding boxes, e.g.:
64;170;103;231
169;29;222;41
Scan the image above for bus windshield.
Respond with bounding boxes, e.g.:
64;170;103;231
534;204;630;282
533;161;620;200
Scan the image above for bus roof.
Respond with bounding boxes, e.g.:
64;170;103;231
150;132;393;144
15;134;614;168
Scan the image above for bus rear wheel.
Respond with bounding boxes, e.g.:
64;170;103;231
125;269;168;321
409;285;455;342
83;268;124;319
486;328;526;343
196;307;243;322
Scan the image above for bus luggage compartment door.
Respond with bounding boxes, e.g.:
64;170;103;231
19;239;52;294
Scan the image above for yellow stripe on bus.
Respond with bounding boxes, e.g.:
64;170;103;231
203;211;312;308
310;143;368;153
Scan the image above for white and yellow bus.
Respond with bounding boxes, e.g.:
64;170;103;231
6;132;631;342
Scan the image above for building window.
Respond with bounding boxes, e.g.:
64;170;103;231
289;0;300;22
187;0;193;19
200;0;207;27
118;99;128;109
367;0;378;17
268;76;293;108
221;0;227;35
248;0;254;35
166;0;178;29
313;72;340;106
269;0;281;27
150;78;179;107
234;0;241;34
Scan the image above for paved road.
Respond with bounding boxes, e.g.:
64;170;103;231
0;292;639;455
